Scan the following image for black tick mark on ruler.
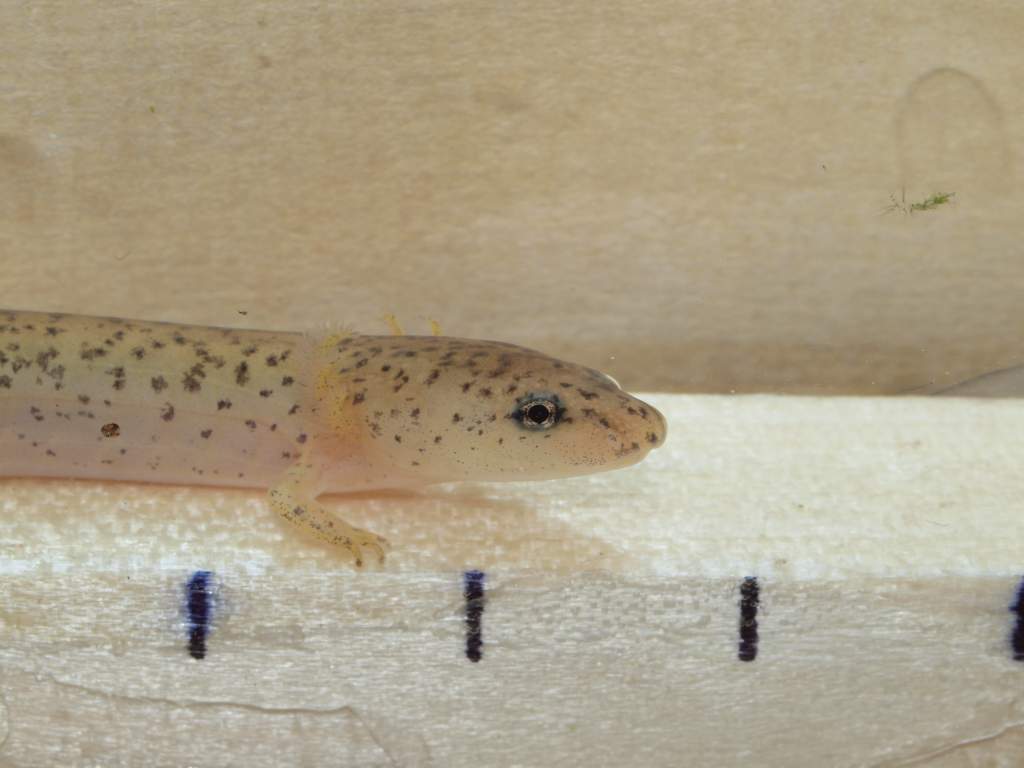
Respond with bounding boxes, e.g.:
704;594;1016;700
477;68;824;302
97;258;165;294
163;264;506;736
464;570;485;663
186;570;214;660
1010;577;1024;662
738;576;759;662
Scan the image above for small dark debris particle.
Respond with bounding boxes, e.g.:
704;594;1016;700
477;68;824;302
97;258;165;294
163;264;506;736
434;435;442;444
352;391;366;405
452;413;462;423
217;399;232;410
281;376;294;386
161;403;175;422
235;361;250;386
394;434;402;443
200;429;213;439
296;433;308;444
151;376;168;393
259;389;273;398
245;419;257;430
101;422;120;438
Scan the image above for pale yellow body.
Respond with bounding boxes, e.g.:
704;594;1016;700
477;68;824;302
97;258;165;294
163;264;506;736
0;310;666;565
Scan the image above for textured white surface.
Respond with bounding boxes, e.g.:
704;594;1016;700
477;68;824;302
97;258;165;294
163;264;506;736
1;394;1023;766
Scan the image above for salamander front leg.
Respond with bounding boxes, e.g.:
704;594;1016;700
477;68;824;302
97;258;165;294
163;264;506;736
268;459;389;567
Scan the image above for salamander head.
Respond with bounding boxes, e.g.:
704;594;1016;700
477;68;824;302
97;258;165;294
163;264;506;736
322;335;666;485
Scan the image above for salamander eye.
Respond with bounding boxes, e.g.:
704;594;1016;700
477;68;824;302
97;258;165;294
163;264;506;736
518;396;560;429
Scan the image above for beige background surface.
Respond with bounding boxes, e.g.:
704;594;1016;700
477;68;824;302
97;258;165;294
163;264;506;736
2;2;1022;393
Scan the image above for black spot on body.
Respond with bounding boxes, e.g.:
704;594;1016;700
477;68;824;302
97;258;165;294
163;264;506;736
182;369;202;392
35;347;59;372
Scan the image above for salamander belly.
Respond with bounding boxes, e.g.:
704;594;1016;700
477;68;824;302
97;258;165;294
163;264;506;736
0;395;301;488
0;310;313;490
